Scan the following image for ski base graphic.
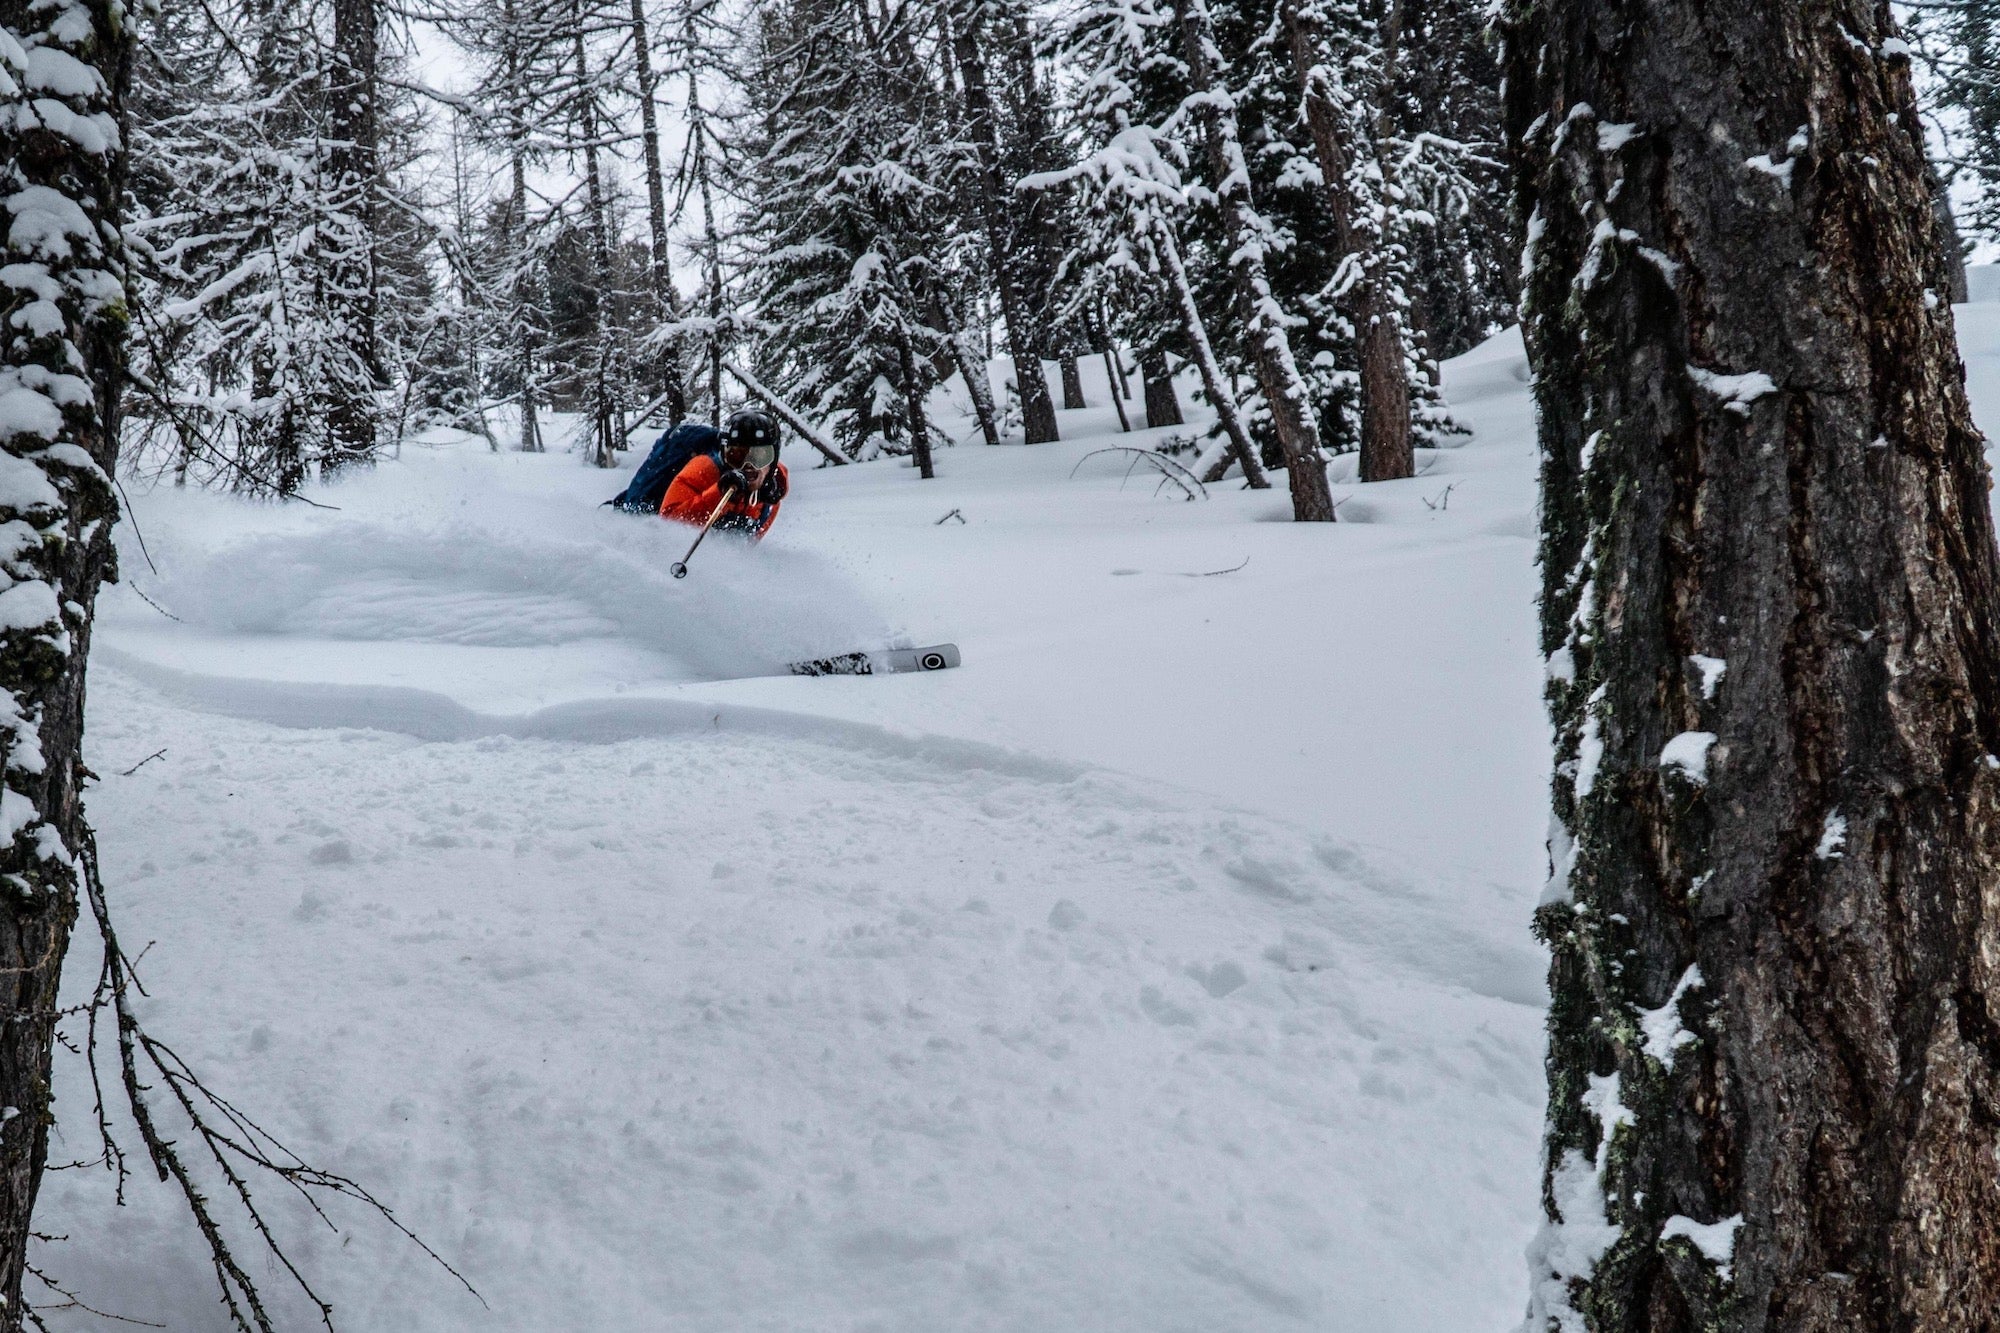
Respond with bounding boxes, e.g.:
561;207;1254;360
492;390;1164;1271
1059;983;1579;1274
790;643;961;677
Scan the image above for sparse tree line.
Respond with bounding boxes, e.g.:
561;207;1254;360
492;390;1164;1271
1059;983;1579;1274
116;0;1517;520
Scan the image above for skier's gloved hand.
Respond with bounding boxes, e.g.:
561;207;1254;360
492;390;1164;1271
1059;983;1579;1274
714;513;761;536
717;468;751;496
757;468;787;504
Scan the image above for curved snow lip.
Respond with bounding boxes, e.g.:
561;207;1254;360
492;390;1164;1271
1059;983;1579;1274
94;646;1089;785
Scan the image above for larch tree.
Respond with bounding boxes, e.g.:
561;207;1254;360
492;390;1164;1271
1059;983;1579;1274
0;0;129;1317
1505;1;2000;1329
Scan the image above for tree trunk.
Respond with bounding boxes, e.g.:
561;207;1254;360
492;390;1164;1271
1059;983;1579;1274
949;328;1001;445
1103;350;1131;431
1278;0;1412;482
510;145;542;453
1060;352;1085;409
628;0;688;425
1174;0;1333;519
949;12;1060;443
895;327;935;479
1150;223;1270;488
1141;347;1182;428
324;0;381;471
918;286;1000;445
690;79;726;425
0;1;130;1318
1503;3;2000;1330
571;6;618;467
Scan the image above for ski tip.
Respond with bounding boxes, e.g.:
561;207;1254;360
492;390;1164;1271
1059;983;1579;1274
787;643;961;676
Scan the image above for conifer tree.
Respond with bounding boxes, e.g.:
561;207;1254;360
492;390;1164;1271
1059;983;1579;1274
0;0;131;1314
1506;1;2000;1326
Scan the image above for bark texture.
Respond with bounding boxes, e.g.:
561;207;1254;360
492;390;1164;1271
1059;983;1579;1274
1278;0;1413;483
1141;347;1183;428
1174;0;1332;518
324;0;381;469
0;0;129;1318
1503;2;2000;1330
950;11;1060;443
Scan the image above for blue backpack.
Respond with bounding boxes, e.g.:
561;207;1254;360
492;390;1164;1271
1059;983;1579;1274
605;423;722;513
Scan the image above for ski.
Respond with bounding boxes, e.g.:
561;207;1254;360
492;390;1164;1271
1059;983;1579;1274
789;643;961;676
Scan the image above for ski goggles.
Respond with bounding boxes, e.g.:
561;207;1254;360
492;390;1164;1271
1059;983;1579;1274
725;442;779;470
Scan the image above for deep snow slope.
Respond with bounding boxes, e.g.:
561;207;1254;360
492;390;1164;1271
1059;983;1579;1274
36;326;1577;1330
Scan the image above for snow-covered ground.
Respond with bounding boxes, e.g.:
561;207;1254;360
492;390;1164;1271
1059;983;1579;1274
39;303;2000;1329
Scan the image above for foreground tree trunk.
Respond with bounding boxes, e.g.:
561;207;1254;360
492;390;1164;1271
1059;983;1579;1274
0;1;130;1317
1504;2;2000;1329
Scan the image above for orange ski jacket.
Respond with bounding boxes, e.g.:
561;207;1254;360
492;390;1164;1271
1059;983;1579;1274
658;454;786;540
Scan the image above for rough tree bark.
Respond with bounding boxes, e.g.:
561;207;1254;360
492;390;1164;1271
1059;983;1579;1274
1504;1;2000;1329
949;7;1060;443
325;0;381;470
1278;0;1413;483
1141;348;1182;428
893;326;936;479
1173;0;1333;518
0;0;130;1318
1149;223;1269;487
1059;352;1084;410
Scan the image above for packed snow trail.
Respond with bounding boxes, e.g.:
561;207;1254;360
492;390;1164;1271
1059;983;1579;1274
19;324;1662;1329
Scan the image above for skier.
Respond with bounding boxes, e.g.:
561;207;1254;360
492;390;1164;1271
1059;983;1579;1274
658;409;789;540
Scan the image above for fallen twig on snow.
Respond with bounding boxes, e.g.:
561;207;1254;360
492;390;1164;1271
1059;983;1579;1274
1069;447;1208;501
118;749;167;777
1422;482;1461;511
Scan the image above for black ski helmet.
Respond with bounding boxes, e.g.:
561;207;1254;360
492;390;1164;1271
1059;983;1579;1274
724;409;780;462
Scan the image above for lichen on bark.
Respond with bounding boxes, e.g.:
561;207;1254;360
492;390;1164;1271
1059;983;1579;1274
1505;1;2000;1329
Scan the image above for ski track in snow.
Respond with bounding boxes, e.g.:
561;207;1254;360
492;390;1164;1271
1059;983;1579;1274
60;666;1545;1330
18;322;1673;1329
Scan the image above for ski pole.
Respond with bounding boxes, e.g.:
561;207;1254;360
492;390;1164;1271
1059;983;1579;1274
670;485;739;579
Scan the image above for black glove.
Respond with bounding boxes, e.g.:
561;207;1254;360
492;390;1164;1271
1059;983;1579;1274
758;468;788;504
714;513;762;536
716;468;751;496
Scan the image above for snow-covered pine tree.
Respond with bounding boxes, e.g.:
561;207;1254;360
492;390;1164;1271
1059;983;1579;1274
947;0;1062;442
1030;0;1269;485
1172;0;1334;517
0;0;130;1312
451;0;577;451
567;0;628;467
729;0;958;468
625;0;691;425
1390;0;1513;359
125;0;421;491
1274;0;1414;481
323;0;385;470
